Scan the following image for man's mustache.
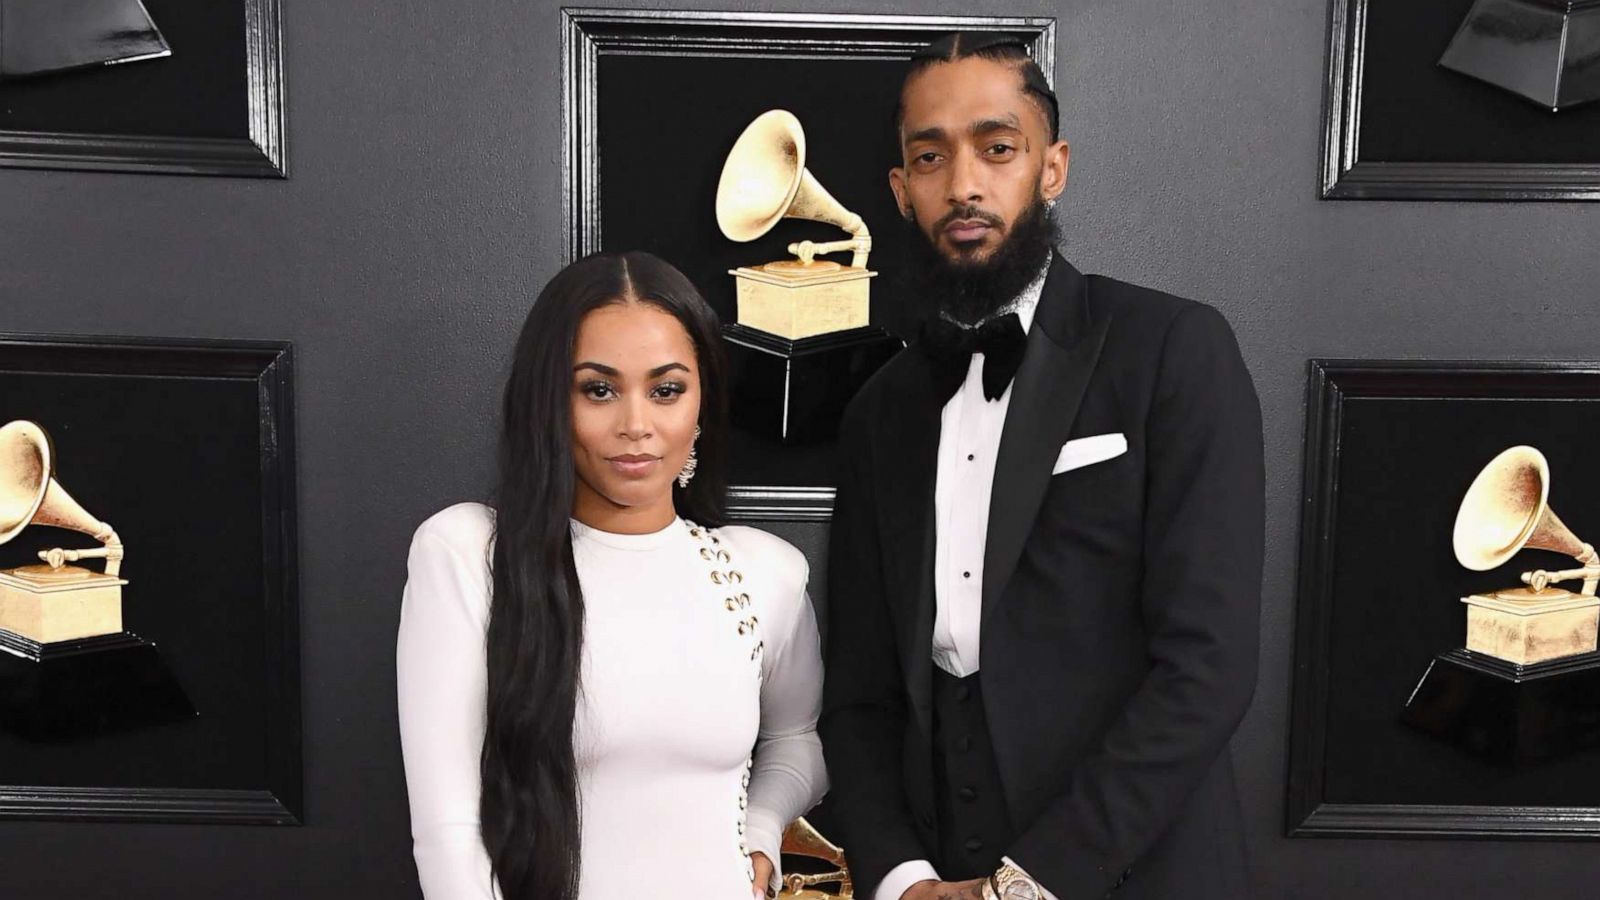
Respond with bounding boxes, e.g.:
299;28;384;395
933;205;1005;233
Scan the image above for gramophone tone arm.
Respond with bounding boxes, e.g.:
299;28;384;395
781;868;851;894
1521;564;1600;595
786;236;873;268
36;529;123;577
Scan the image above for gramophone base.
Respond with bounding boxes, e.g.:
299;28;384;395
730;263;876;340
0;629;196;741
0;567;127;644
722;323;901;446
1462;589;1600;665
1402;648;1600;765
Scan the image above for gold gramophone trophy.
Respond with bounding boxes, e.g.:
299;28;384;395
1452;446;1600;664
1402;445;1600;763
778;817;853;898
0;419;193;740
0;420;127;642
713;109;900;446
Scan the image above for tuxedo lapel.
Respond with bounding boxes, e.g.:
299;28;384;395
870;351;944;735
981;254;1110;629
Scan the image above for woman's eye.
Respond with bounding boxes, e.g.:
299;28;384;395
581;381;615;400
651;382;686;400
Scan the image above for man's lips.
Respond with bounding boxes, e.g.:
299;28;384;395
943;218;997;242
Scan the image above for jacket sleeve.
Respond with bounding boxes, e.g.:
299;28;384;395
818;394;935;898
1005;304;1265;897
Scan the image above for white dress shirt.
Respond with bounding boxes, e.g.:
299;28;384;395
931;263;1049;679
877;262;1058;900
398;503;827;899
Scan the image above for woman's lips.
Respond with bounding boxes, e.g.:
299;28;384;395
607;454;660;477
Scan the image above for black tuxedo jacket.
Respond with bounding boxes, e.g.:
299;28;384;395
819;253;1264;900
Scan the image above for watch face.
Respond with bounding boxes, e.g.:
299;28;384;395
1004;877;1043;896
1001;881;1041;900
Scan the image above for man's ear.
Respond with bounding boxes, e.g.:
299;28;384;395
888;166;912;219
1041;140;1070;201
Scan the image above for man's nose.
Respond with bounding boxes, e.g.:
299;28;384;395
947;149;985;206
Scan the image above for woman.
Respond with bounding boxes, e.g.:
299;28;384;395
397;251;826;899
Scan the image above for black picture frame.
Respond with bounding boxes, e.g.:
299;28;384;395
0;333;300;824
0;0;286;177
1288;358;1600;838
561;8;1055;521
1321;0;1600;200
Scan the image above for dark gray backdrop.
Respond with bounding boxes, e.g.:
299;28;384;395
2;1;1597;897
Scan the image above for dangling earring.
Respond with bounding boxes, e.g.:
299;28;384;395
678;425;701;488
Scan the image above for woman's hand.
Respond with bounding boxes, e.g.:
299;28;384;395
750;851;776;898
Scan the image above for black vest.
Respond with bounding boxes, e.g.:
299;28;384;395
931;668;1012;880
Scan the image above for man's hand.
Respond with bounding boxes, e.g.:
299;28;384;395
750;851;775;898
903;878;986;900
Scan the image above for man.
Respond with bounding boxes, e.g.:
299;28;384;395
819;33;1263;900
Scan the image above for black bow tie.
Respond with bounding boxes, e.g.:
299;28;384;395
920;312;1027;402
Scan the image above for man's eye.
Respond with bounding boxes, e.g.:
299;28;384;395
987;143;1016;156
915;152;941;165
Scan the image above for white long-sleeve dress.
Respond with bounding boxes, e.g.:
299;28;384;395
397;502;827;899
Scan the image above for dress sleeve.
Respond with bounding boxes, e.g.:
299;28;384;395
397;523;500;900
744;557;829;895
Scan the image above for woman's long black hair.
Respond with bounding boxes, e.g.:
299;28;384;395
482;251;728;899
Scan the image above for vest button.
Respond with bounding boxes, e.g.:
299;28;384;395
964;837;984;852
958;786;977;802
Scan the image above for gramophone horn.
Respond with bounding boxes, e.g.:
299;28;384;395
1453;445;1593;572
715;109;867;245
781;816;846;867
779;816;852;897
0;420;115;548
0;420;53;545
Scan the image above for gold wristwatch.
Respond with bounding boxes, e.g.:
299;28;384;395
982;862;1043;900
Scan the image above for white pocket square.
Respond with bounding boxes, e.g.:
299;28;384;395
1051;432;1128;475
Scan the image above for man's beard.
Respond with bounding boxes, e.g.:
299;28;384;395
904;194;1056;327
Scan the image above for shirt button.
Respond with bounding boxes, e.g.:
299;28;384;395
962;571;971;579
965;837;984;853
967;453;975;461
